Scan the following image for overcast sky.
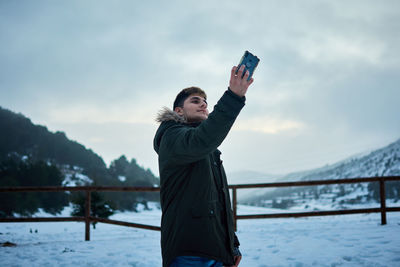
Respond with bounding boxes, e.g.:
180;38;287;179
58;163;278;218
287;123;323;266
1;0;399;179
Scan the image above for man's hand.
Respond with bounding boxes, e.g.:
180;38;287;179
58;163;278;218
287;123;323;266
229;65;254;97
233;255;242;266
226;255;242;267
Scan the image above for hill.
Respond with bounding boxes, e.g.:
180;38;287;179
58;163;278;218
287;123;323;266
0;106;108;180
243;138;400;209
282;138;400;181
0;106;159;216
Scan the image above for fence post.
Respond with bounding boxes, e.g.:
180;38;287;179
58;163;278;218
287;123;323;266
379;178;387;225
232;187;237;232
85;190;91;241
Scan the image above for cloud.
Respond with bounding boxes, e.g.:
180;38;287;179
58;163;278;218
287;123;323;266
1;0;400;175
234;116;305;134
165;48;229;78
46;103;160;125
296;35;385;65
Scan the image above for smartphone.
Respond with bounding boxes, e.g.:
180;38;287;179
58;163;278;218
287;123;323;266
236;51;260;81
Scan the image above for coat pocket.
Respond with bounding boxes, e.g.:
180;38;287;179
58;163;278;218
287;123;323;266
191;201;217;218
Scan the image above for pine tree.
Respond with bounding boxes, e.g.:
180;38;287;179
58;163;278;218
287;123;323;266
70;191;115;229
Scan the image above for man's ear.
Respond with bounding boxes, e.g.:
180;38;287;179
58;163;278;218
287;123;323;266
174;107;184;116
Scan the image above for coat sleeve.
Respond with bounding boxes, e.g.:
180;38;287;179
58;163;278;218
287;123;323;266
233;234;241;256
162;89;245;164
234;233;240;247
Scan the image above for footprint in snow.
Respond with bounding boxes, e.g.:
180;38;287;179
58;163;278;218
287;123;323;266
62;247;75;253
342;256;352;261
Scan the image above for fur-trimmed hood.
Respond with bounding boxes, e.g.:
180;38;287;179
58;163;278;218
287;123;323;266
154;107;189;154
155;107;186;124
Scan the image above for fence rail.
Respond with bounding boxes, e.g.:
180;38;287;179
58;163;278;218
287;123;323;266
1;176;400;240
0;186;161;240
229;176;400;231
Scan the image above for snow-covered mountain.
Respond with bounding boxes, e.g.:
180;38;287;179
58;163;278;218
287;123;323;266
282;138;400;182
226;170;281;184
226;170;282;200
242;138;400;209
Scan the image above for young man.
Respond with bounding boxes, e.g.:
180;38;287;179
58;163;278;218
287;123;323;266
154;65;253;267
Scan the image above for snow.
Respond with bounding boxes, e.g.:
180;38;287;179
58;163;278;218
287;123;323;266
1;204;400;267
118;176;127;182
62;172;93;186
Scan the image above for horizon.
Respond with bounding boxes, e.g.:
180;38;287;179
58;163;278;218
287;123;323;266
1;1;399;177
2;103;398;180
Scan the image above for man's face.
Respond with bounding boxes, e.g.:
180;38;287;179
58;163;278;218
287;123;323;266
175;94;209;123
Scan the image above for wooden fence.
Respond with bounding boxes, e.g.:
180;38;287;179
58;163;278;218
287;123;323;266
1;176;400;240
230;176;400;231
0;186;161;241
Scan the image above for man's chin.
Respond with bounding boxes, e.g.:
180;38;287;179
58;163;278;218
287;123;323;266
188;115;208;123
199;115;208;121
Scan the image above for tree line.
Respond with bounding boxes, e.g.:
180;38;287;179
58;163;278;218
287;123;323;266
0;106;159;219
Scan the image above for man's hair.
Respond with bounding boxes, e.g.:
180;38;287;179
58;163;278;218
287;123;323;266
173;86;207;110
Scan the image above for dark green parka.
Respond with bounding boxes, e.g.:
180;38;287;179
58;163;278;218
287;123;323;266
153;89;245;267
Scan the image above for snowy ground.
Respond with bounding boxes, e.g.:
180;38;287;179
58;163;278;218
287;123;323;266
1;204;400;267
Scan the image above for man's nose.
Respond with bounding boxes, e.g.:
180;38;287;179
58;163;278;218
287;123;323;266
200;101;207;108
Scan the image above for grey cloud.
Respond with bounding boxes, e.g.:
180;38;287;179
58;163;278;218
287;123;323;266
1;0;399;174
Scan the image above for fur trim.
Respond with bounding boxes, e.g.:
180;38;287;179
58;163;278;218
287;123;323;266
156;107;186;123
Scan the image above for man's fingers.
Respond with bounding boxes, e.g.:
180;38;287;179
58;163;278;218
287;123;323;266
243;70;250;81
231;66;237;76
239;65;245;75
230;66;236;83
237;71;251;86
229;64;255;97
248;77;254;86
235;65;245;77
